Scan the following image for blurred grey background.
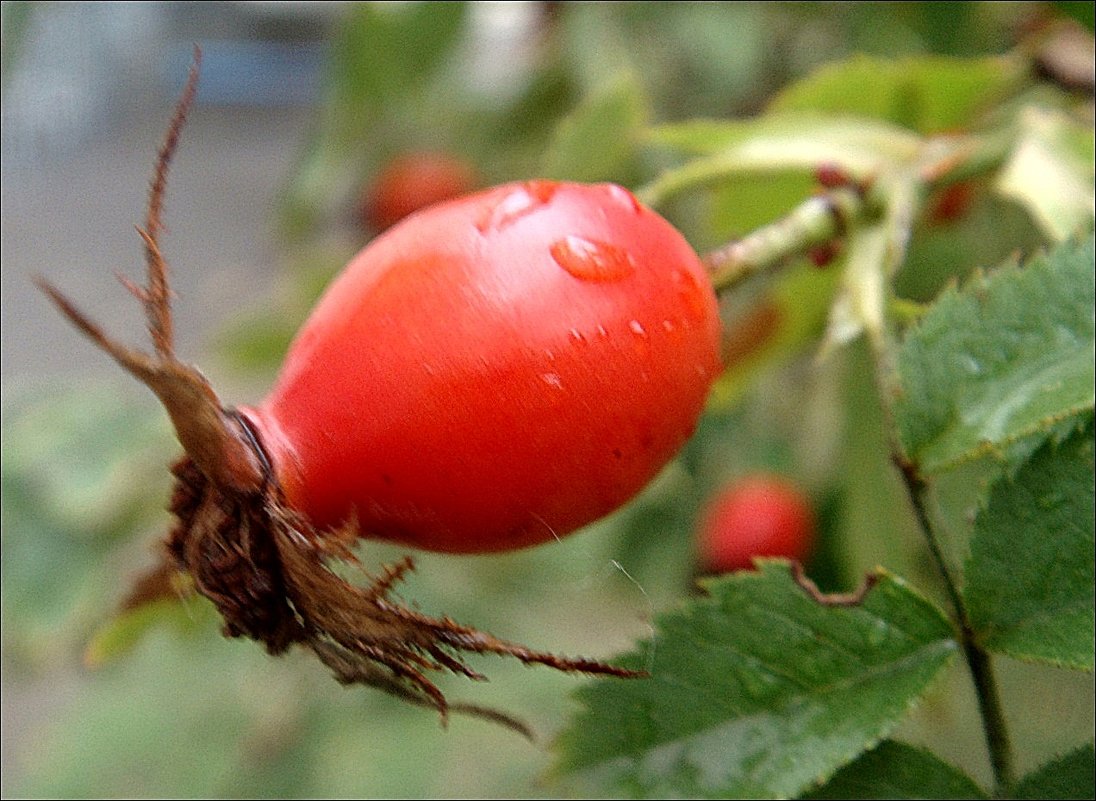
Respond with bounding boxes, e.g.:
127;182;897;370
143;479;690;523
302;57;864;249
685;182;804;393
2;2;335;381
2;1;361;790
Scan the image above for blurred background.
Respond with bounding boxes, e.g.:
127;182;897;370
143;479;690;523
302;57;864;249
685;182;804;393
3;2;1093;797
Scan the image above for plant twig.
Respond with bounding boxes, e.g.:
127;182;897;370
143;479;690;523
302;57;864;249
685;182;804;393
702;185;872;291
858;167;1018;797
892;456;1017;796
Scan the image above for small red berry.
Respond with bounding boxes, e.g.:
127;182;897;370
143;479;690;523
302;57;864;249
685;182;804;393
926;180;974;225
360;151;478;231
815;163;852;190
808;241;842;268
696;474;815;573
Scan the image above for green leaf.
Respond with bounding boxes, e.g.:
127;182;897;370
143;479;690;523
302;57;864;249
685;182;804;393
1;382;174;665
641;113;921;205
806;740;987;799
327;2;468;118
1054;1;1096;31
83;594;217;668
768;54;1026;134
996;105;1096;242
704;167;819;239
540;71;648;183
553;563;957;799
895;236;1096;472
215;306;300;374
964;422;1095;669
1014;743;1096;800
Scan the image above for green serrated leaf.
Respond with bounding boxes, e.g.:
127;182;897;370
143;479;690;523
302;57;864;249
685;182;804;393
895;236;1096;472
996;105;1096;242
964;423;1095;669
806;739;987;799
540;71;647;183
1014;742;1096;800
768;54;1026;134
641;113;921;206
553;563;957;799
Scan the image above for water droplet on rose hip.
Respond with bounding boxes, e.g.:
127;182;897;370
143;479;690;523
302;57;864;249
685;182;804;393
475;181;559;233
671;268;710;322
629;320;646;336
550;236;636;282
604;183;643;214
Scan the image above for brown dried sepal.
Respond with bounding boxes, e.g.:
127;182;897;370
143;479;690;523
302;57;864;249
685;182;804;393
162;454;641;736
38;45;641;739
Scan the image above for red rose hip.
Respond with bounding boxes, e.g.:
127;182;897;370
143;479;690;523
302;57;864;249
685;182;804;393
247;180;722;553
697;474;816;573
360;151;478;231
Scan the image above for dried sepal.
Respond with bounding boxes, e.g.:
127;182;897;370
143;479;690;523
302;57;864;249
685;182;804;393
163;458;640;735
35;46;262;496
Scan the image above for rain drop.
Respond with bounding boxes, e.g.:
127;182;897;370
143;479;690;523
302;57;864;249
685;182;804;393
475;182;558;233
671;268;711;322
605;183;644;214
550;235;636;282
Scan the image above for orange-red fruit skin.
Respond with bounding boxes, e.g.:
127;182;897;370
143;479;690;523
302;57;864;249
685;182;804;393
247;181;722;554
698;475;815;573
361;151;478;231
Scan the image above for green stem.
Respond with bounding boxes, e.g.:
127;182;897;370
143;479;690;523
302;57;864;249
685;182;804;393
694;131;1010;294
860;177;1018;797
964;624;1017;797
896;459;1018;796
702;185;870;291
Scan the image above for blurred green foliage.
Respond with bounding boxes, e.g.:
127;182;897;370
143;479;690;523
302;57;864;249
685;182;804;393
4;2;1093;798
